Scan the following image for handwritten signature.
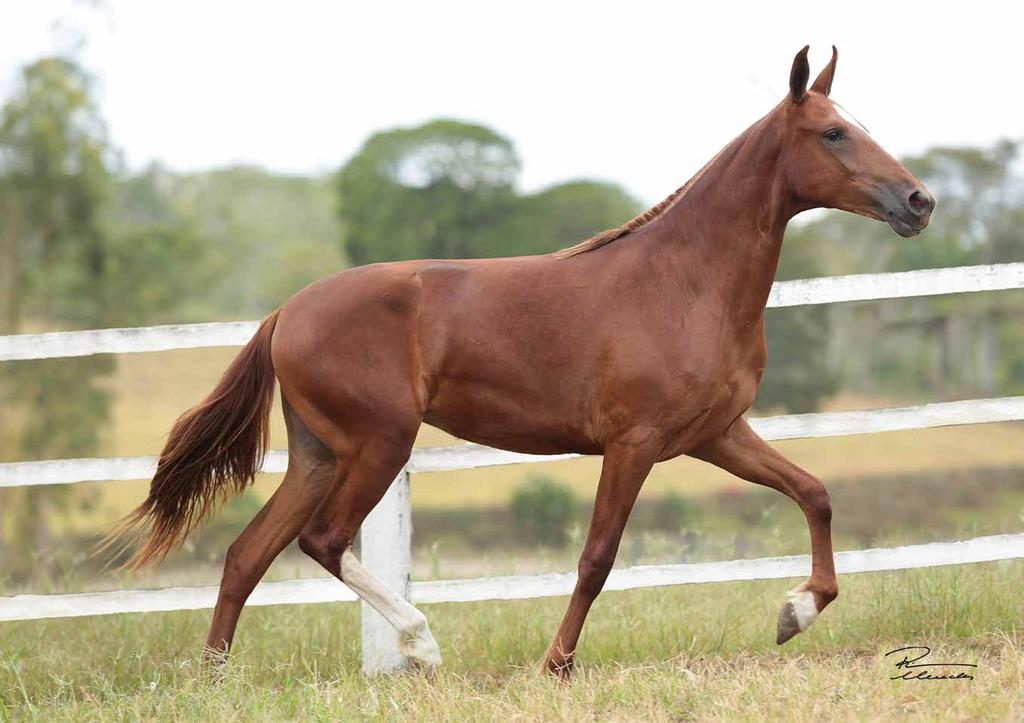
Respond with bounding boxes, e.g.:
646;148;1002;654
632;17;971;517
885;646;976;681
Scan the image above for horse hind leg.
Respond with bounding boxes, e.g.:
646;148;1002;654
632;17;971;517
203;399;335;663
298;429;441;669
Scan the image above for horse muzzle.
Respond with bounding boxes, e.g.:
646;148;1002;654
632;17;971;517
883;187;935;238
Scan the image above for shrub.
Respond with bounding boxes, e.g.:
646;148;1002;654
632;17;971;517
510;476;578;548
188;491;265;562
649;490;692;531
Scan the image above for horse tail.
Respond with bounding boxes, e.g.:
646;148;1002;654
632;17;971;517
98;310;280;570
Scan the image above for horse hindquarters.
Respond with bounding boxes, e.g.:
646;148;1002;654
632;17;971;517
269;274;441;668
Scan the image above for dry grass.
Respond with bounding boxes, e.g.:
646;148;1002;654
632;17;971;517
1;561;1021;720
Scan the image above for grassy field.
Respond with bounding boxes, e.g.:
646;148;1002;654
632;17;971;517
2;560;1021;720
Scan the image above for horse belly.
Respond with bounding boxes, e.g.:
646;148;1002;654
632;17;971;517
423;376;599;456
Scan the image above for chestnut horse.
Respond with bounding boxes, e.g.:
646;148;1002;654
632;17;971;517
107;46;933;678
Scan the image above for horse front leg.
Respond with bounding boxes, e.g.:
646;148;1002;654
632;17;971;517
542;440;657;680
692;418;838;643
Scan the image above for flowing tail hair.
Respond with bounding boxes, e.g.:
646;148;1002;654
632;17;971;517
97;310;280;570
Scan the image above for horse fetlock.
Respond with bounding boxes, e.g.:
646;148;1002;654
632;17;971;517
542;651;575;681
817;583;839;607
200;644;231;681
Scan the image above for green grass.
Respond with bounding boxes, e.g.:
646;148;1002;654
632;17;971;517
2;561;1021;720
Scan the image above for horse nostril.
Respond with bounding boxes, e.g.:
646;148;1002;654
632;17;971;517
908;190;932;216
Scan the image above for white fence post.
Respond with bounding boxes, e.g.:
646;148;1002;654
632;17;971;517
359;468;413;676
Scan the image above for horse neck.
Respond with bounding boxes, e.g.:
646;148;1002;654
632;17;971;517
642;111;797;324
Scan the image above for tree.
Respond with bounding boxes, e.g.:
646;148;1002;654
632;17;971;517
755;230;839;413
103;163;219;324
0;57;115;556
168;165;343;316
490;180;641;256
0;59;211;565
788;140;1024;399
337;119;520;265
336;119;641;264
894;142;1021;394
0;57;111;332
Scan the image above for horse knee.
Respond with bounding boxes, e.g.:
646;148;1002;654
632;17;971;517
799;478;832;524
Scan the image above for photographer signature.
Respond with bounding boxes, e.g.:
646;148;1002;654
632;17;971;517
885;646;976;681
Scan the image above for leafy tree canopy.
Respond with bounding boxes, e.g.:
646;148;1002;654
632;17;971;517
336;119;641;264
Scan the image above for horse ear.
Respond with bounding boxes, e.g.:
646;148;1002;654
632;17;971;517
811;45;838;96
789;46;810;104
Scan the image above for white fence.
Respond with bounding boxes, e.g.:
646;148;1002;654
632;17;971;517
1;262;1024;675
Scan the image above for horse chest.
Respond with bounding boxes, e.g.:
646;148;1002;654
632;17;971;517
663;327;764;392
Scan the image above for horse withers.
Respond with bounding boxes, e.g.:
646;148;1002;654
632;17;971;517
103;46;933;680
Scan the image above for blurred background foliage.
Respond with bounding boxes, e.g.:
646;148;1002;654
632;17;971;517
1;53;1023;586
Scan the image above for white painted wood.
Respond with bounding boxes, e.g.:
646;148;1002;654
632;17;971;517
749;395;1024;441
766;261;1024;308
413;532;1024;603
3;398;1023;487
0;450;288;488
358;470;413;675
407;445;578;474
0;577;355;621
0;321;259;361
0;456;159;488
3;263;1022;361
3;532;1021;622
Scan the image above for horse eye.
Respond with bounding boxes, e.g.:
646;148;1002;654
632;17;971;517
823;128;844;143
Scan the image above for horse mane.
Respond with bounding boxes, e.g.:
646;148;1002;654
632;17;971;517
549;183;687;259
551;140;733;259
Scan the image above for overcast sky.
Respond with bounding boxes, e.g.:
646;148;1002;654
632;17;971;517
1;1;1021;204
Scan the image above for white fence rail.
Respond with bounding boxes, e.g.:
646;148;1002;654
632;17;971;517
2;261;1024;675
3;396;1024;488
3;262;1022;362
3;532;1021;621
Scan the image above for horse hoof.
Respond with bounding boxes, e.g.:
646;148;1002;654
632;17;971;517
776;589;818;645
401;627;443;668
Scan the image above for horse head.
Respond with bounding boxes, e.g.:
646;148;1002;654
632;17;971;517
780;46;935;237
